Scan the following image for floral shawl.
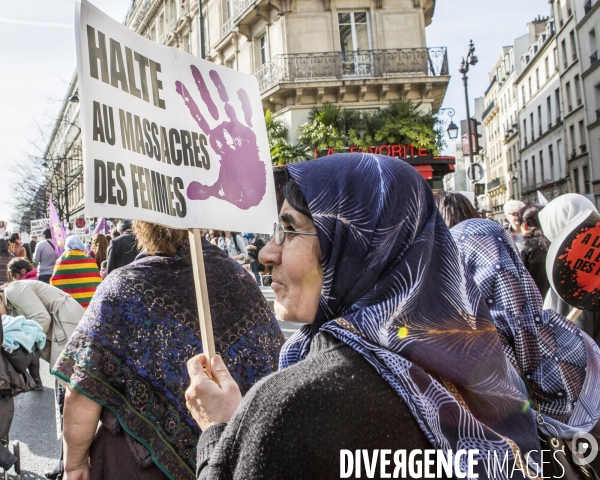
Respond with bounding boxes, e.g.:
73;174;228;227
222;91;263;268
280;153;541;479
52;240;284;479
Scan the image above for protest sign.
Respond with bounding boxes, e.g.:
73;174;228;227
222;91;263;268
546;209;600;312
75;0;276;233
76;0;278;364
30;218;50;237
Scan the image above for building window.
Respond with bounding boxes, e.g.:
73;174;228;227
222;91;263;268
574;167;581;193
570;30;577;60
545;57;550;80
538;105;542;135
539;150;545;183
557;139;563;177
554;47;559;70
525;159;529;188
522;85;527;105
338;12;371;53
536;68;540;90
183;34;190;53
227;57;236;70
549;144;555;180
530;112;535;142
170;0;177;22
224;0;232;19
570;124;577;156
566;81;572;111
555;88;562;121
523;119;528;147
575;75;582;105
547;96;552;128
532;155;537;185
259;34;268;65
579;120;586;151
528;77;533;98
561;39;568;68
590;29;597;56
584;165;591;194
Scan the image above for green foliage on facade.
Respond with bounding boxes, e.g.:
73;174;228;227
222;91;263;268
265;100;445;165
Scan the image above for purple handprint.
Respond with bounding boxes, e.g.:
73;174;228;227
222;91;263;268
175;67;266;210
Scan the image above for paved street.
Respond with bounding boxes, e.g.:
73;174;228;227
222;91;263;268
5;360;60;480
3;295;299;479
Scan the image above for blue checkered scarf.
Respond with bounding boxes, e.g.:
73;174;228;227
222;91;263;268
279;154;541;479
452;219;600;438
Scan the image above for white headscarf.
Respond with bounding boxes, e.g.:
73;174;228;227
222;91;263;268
538;193;597;241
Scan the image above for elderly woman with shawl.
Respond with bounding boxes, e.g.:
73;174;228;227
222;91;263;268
51;236;101;309
185;154;549;479
53;221;284;480
451;220;600;463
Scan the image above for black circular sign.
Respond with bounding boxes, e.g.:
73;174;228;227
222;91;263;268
467;163;484;182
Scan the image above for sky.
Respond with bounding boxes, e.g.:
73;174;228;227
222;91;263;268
0;0;550;227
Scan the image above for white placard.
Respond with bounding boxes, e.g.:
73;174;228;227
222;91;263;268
30;218;50;237
76;1;277;233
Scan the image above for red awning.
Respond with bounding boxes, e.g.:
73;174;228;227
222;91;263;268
413;165;434;180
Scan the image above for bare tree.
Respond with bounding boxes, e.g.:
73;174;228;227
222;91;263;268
10;115;84;232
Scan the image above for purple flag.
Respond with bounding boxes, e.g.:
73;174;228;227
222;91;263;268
92;217;109;236
49;197;66;256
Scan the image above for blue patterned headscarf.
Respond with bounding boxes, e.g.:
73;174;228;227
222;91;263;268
280;154;540;477
451;219;600;437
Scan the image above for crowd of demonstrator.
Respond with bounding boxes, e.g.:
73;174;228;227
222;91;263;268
2;153;600;480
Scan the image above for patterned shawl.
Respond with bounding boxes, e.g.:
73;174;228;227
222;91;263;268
52;240;284;480
451;219;600;437
280;154;540;478
50;249;101;309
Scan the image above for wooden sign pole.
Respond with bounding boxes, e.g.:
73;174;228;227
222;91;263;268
188;228;215;377
567;308;583;323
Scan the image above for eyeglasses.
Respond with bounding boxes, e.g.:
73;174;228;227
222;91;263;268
273;222;318;245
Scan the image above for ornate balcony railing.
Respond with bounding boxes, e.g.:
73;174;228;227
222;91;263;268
591;51;598;67
255;48;449;93
487;177;505;191
233;0;255;19
222;17;234;38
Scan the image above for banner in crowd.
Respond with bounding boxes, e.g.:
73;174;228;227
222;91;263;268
75;0;276;233
92;217;110;236
546;208;600;311
30;218;50;237
49;198;67;256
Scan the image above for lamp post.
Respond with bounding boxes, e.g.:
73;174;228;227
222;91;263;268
459;40;479;185
438;108;459;140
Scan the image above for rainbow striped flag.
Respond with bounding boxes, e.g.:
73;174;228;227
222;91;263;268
50;250;101;309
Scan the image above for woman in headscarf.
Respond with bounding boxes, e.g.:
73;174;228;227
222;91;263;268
538;193;600;346
53;222;284;480
50;235;101;309
185;154;543;479
451;219;600;438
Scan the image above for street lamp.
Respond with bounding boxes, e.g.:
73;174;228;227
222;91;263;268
438;108;459;140
69;90;79;103
459;40;479;179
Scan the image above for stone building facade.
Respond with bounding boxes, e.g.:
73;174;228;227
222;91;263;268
38;0;449;227
125;0;449;141
576;0;600;203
